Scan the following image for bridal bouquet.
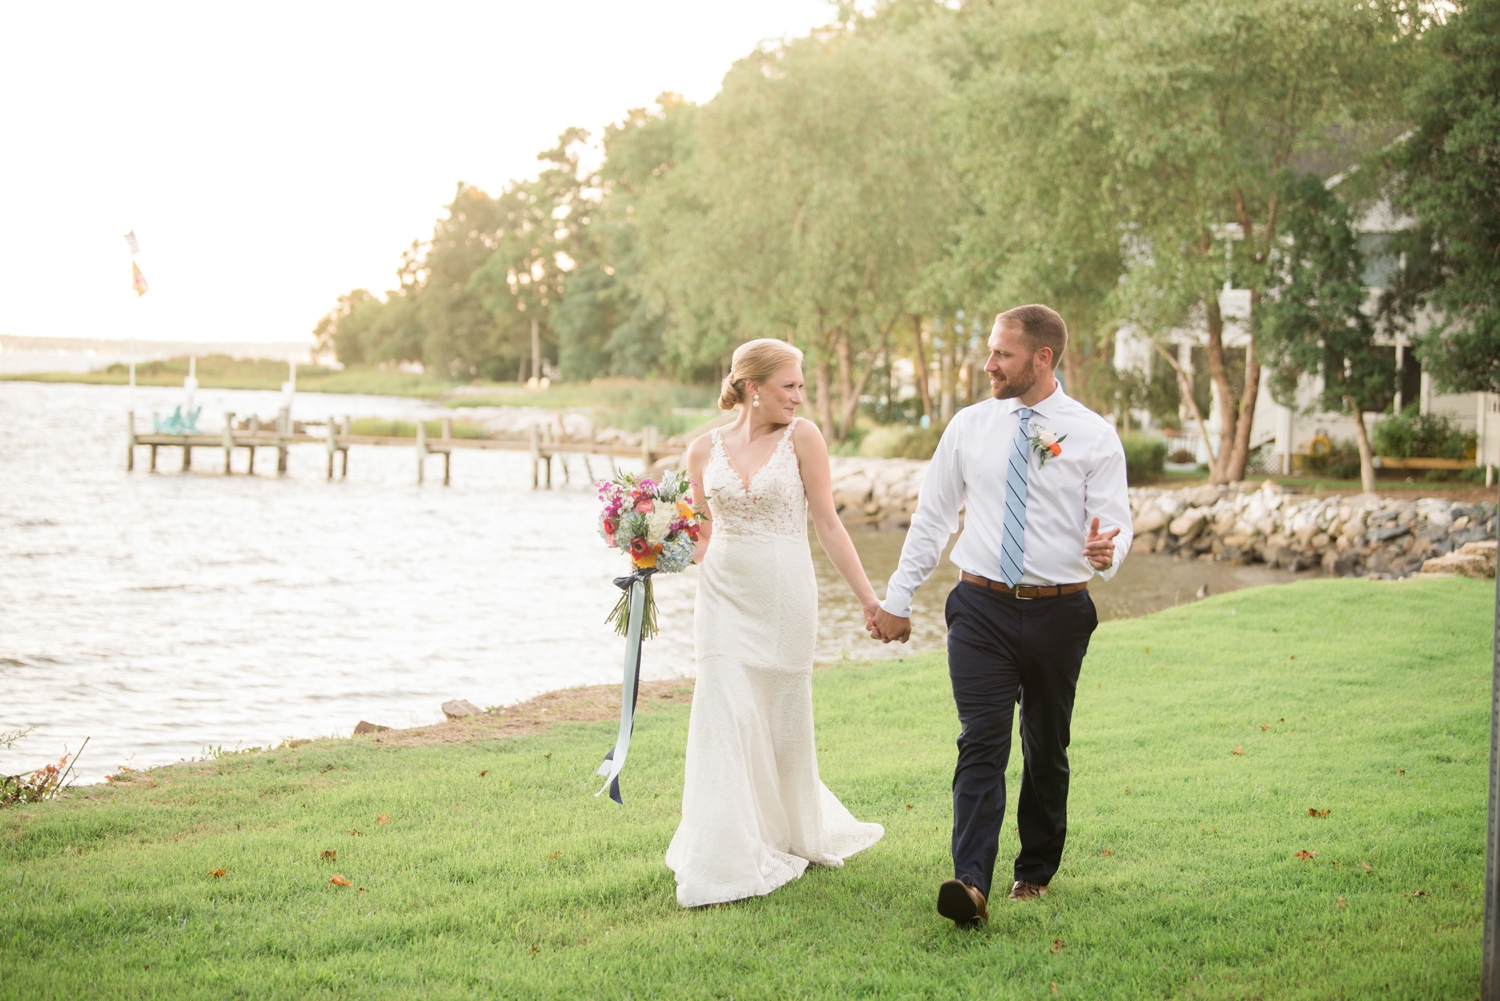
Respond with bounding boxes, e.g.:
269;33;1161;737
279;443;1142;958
596;470;702;638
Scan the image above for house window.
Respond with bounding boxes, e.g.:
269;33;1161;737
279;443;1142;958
1358;233;1400;289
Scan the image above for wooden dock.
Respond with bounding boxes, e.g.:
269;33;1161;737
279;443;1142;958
125;412;677;487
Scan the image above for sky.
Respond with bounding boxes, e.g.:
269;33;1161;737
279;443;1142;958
0;1;837;346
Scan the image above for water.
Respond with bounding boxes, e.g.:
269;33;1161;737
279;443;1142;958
0;381;1306;782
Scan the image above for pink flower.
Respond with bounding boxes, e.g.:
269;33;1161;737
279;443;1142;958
634;498;654;514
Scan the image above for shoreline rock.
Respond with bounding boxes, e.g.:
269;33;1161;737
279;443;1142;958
826;457;1496;579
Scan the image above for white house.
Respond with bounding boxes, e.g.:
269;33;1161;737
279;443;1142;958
1113;201;1500;480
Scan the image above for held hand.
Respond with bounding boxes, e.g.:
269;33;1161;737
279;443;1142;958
860;597;881;636
872;608;912;645
1084;516;1121;570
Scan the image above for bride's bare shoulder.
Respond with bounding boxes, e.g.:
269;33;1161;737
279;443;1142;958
686;430;717;465
789;418;830;464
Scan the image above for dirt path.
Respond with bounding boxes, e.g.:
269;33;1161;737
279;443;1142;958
363;679;696;748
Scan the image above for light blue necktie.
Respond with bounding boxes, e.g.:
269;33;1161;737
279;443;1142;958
1000;407;1033;588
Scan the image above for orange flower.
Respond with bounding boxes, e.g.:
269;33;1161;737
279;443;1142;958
633;551;658;569
1049;442;1062;456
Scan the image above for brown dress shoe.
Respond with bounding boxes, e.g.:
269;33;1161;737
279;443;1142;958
1009;880;1048;901
937;878;989;927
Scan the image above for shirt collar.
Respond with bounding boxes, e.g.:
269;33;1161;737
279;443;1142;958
1006;381;1067;420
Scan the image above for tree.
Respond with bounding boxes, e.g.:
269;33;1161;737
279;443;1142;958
1381;0;1500;394
312;289;376;365
1258;174;1395;493
1092;0;1415;482
552;95;697;380
638;3;962;439
945;0;1126;415
468;130;594;381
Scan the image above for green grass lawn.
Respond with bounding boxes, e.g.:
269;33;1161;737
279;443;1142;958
1;578;1493;999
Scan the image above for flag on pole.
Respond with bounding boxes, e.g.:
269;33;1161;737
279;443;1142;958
132;261;149;296
124;231;140;255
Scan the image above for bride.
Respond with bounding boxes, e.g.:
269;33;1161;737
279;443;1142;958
665;338;885;908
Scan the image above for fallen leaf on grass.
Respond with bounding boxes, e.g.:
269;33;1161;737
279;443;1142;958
1051;939;1065;953
1144;647;1149;653
320;764;334;774
1307;808;1330;818
529;946;538;956
321;850;337;861
906;804;914;810
1412;890;1427;898
329;875;352;886
1397;768;1406;774
1331;860;1341;867
1278;718;1285;723
1294;850;1319;860
1261;724;1271;731
1360;862;1373;874
347;828;362;837
543;753;552;759
1101;849;1115;856
1337;897;1347;908
479;770;489;777
209;869;226;878
1232;747;1243;755
377;815;390;825
1051;983;1059;994
1290;655;1296;661
548;852;562;860
357;887;367;894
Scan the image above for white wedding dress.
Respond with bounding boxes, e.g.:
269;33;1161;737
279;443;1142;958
665;418;884;908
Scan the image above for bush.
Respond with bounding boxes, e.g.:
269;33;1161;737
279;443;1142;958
1168;449;1195;465
1302;438;1363;480
1372;411;1476;459
850;420;951;460
1121;433;1167;484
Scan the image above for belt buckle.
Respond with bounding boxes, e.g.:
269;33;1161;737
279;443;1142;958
1013;584;1036;601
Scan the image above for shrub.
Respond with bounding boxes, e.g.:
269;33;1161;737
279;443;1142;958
1302;438;1363;480
1121;433;1167;484
857;426;910;459
899;421;949;460
1372;411;1475;459
1168;449;1195;465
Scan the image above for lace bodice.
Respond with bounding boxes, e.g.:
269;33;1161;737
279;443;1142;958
704;419;806;537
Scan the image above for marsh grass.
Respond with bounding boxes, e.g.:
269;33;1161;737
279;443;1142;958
0;578;1491;999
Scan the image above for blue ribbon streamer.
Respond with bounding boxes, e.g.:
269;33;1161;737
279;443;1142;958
595;567;654;804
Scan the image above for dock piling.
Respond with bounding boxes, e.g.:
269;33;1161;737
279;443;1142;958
325;415;337;480
530;425;540;489
126;411;136;471
223;412;235;474
416;420;428;485
642;424;658;469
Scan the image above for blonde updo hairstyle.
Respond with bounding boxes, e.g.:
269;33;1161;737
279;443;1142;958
718;338;804;411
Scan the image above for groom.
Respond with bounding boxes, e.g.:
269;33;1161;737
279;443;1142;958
871;304;1132;928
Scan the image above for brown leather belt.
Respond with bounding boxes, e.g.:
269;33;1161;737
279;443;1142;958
960;571;1089;600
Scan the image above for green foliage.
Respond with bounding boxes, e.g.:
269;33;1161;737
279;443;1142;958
1381;0;1500;394
1121;432;1167;484
1258;173;1395;415
1301;438;1364;480
0;580;1489;997
1372;411;1477;460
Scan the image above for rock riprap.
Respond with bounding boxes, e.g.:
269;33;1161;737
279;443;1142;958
827;456;1496;579
1127;481;1497;578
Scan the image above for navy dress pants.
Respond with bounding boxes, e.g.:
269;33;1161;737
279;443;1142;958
945;580;1098;899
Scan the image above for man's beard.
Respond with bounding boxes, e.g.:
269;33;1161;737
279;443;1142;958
990;365;1037;401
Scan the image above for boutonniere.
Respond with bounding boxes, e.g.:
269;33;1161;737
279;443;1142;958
1026;425;1067;466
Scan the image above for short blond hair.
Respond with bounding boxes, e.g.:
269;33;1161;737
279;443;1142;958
718;338;804;410
997;304;1068;368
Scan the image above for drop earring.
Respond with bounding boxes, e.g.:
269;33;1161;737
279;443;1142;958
752;393;760;408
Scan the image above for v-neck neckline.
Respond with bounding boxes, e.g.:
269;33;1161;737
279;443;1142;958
717;420;796;493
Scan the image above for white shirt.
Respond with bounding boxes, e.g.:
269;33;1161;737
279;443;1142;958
881;384;1133;618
